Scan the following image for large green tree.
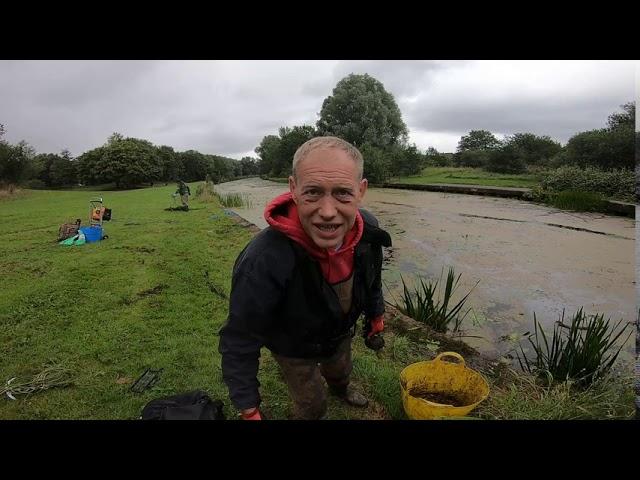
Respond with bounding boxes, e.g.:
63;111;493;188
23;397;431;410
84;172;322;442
424;147;451;167
255;135;281;175
606;101;634;130
239;156;259;176
255;125;317;177
316;74;408;149
389;143;424;176
564;102;635;170
98;137;162;188
273;125;317;176
565;128;634;170
34;150;77;187
456;130;501;152
0;137;36;185
501;133;562;166
359;143;392;184
485;144;527;174
156;145;183;182
178;150;209;182
76;146;106;185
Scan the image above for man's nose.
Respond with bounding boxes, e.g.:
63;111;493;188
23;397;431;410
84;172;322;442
318;195;337;219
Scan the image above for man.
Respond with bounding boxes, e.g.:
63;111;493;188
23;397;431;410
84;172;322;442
176;180;191;210
219;136;391;420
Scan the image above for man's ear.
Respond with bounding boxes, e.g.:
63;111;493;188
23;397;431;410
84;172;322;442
358;178;368;201
289;175;298;204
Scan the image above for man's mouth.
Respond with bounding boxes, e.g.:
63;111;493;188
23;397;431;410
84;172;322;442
315;224;340;233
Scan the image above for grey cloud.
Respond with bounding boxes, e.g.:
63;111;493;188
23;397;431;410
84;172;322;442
331;60;466;98
0;60;635;159
405;92;633;143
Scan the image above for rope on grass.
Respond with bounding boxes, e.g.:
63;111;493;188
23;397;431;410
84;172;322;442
2;365;74;400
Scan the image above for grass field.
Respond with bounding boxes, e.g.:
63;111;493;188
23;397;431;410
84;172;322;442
0;184;405;419
0;184;633;419
393;167;540;188
0;184;252;419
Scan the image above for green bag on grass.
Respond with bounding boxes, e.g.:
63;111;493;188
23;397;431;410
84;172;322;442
59;232;86;246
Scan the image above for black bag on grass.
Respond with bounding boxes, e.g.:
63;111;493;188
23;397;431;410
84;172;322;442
141;390;225;420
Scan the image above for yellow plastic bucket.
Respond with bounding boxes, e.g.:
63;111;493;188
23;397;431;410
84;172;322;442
400;352;489;420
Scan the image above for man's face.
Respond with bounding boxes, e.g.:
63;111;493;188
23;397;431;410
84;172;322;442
289;147;368;250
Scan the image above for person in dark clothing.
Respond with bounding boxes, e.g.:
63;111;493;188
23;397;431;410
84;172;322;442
219;136;391;420
176;180;191;209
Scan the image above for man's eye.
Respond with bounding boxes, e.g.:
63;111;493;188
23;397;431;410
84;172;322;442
336;190;353;199
305;189;321;196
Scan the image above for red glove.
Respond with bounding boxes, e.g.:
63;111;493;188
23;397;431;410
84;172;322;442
240;408;262;420
367;315;384;338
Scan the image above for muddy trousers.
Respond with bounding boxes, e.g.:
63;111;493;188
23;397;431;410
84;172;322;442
272;336;353;420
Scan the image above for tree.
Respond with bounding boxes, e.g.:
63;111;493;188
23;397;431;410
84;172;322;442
606;101;635;130
255;135;281;175
76;147;106;185
106;132;124;145
563;102;635;171
0;139;36;185
239;156;259;176
232;159;243;178
316;73;408;149
453;149;491;168
501;133;562;167
209;155;237;182
389;143;424;176
49;150;77;186
360;143;392;184
255;126;317;177
565;128;634;170
485;144;527;174
273;125;317;176
424;147;450;167
156;145;183;182
456;130;501;152
178;150;209;182
98;137;162;188
34;150;77;187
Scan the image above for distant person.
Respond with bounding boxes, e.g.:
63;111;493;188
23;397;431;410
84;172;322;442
176;180;191;210
219;136;391;420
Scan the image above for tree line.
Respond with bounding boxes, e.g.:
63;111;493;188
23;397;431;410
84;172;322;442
255;73;635;182
0;128;260;189
1;73;635;189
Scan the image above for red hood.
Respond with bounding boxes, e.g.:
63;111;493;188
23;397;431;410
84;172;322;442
264;192;363;284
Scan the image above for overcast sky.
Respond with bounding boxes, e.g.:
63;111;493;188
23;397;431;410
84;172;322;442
0;60;636;159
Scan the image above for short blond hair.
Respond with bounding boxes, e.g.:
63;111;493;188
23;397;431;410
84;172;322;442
292;136;364;179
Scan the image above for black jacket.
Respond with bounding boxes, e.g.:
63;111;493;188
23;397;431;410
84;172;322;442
218;209;391;410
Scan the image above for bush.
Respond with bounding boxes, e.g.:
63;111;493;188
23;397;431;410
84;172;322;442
23;179;47;189
424;148;451;167
453;149;490;168
360;144;392;184
565;127;634;170
548;190;607;212
195;181;215;202
540;165;634;201
516;308;632;387
0;183;23;200
196;181;252;207
393;267;478;333
484;145;527;174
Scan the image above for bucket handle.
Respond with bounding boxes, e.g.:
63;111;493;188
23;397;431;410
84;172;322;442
434;351;465;366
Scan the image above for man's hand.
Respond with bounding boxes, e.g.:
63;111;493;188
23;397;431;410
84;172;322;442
367;315;384;338
364;315;385;351
240;407;262;420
